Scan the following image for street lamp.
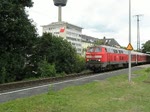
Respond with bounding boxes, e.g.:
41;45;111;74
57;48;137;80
128;0;131;82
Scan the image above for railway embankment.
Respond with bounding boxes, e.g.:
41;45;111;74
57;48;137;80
0;71;92;93
0;66;149;111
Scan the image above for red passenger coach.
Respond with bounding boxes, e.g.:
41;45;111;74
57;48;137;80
86;45;150;72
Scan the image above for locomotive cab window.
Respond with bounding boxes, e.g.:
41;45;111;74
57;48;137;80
87;47;94;52
95;47;101;52
113;49;118;53
119;50;123;54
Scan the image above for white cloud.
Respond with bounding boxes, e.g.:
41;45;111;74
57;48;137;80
27;0;150;49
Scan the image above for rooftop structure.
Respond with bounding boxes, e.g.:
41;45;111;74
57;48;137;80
53;0;68;22
101;37;120;47
53;0;67;6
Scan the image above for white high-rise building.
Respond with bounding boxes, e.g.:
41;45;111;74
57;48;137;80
42;21;83;55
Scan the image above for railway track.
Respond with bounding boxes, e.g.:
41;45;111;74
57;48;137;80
0;71;93;93
0;64;149;103
0;64;149;93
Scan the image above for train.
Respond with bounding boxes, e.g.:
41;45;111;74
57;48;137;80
86;45;150;72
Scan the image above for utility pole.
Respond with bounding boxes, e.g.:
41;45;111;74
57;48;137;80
134;14;143;51
128;0;131;82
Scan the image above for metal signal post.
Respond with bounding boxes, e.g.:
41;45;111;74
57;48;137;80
128;0;132;82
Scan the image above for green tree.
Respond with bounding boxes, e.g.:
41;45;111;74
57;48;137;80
0;0;37;83
94;39;103;46
74;55;86;73
0;67;6;83
142;40;150;53
34;33;77;74
38;57;56;78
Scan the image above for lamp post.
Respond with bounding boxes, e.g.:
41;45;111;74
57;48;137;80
128;0;131;82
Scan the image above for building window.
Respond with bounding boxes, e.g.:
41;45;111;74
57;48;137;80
66;36;77;41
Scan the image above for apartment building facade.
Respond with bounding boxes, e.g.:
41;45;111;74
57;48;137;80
42;21;120;56
42;21;83;54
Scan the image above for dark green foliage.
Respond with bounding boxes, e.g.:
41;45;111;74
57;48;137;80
0;0;37;54
142;40;150;53
0;0;37;83
34;33;78;74
38;58;56;77
0;52;25;82
0;0;86;83
0;67;6;83
74;55;86;73
0;0;33;8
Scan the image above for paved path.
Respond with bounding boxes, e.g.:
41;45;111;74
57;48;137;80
139;64;150;68
0;65;149;103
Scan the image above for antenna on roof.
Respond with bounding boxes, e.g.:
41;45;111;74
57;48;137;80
53;0;68;22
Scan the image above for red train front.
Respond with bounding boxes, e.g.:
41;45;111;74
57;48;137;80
86;46;106;72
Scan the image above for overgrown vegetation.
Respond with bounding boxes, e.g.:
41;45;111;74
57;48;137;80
38;58;56;78
0;0;37;83
0;1;86;84
142;40;150;53
0;68;149;112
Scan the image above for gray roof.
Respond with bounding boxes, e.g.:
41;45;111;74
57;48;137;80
81;34;120;47
101;38;120;47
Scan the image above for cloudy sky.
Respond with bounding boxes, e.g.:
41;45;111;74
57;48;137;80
26;0;150;49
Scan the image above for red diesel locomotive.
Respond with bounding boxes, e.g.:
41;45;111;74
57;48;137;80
86;45;150;72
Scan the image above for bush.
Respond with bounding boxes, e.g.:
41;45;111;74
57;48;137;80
74;55;86;73
38;59;56;78
0;67;6;84
36;33;77;74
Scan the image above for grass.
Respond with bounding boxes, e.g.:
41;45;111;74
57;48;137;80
0;68;150;112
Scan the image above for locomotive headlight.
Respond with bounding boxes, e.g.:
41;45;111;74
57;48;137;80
86;55;92;58
95;55;102;58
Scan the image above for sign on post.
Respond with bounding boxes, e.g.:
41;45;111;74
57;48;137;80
126;43;133;51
